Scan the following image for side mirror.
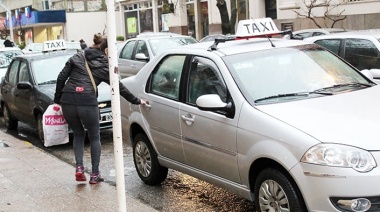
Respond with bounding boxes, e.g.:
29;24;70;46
196;94;234;118
135;53;149;62
369;68;380;79
361;69;374;80
17;82;32;90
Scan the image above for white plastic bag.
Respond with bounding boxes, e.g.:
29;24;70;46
43;104;69;147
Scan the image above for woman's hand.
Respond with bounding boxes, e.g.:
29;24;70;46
140;99;149;105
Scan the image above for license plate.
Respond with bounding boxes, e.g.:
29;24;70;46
99;112;112;123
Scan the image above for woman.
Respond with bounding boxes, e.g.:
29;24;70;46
54;34;147;184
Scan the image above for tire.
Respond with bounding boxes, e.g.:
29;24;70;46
37;113;44;143
3;104;18;130
133;133;168;185
254;168;305;212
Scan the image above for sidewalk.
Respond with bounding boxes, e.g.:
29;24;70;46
0;130;157;212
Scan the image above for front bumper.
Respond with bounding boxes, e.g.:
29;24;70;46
290;151;380;211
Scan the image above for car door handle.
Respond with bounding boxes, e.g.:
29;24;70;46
143;104;151;110
181;114;195;125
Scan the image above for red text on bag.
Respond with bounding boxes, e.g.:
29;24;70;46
45;115;67;125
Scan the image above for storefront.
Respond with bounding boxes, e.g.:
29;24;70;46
4;9;66;45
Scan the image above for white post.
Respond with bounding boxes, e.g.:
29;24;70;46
0;0;14;42
106;0;127;211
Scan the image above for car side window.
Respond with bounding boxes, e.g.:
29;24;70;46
315;39;341;55
135;40;148;58
187;57;227;105
8;60;20;85
18;62;29;82
150;55;185;100
312;32;324;37
345;38;380;70
120;40;136;59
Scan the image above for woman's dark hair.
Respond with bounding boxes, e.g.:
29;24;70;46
93;33;103;46
100;38;108;52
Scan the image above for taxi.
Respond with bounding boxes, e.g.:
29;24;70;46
120;18;380;212
1;40;112;144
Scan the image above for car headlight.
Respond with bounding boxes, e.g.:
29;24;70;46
301;144;377;172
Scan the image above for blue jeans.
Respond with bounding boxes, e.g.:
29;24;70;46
61;104;101;174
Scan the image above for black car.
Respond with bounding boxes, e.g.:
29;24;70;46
0;49;112;143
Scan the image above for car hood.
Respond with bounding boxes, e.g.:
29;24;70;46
256;86;380;150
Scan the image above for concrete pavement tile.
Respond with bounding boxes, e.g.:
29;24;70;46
1;168;61;189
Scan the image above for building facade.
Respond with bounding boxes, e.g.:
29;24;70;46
0;0;380;45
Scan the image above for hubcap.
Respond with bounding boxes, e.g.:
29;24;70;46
259;180;290;212
134;141;152;177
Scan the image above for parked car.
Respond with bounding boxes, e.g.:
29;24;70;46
117;32;197;78
1;40;112;144
304;30;380;83
0;47;24;115
22;43;43;54
120;18;380;212
283;28;347;40
199;34;235;42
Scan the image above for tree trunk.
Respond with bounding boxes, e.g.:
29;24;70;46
216;0;231;34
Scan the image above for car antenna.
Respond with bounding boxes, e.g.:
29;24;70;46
265;35;276;47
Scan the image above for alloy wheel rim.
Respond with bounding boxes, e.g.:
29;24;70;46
259;179;290;212
134;141;152;177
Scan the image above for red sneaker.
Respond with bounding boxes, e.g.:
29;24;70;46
75;166;86;181
89;173;104;184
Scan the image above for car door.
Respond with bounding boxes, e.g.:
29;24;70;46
1;60;20;115
140;55;187;163
342;38;380;71
14;60;34;124
118;40;137;78
179;56;240;183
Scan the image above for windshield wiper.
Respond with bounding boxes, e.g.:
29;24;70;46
39;80;57;85
254;91;332;103
313;82;373;93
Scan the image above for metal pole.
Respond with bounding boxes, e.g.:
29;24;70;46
0;0;14;42
106;0;127;211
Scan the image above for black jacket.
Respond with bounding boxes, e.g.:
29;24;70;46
54;48;140;105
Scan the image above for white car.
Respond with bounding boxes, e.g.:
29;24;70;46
117;32;197;78
0;47;24;114
304;30;380;83
120;18;380;212
283;28;347;40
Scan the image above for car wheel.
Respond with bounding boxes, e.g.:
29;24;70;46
254;168;305;212
133;133;168;185
37;113;44;143
3;104;18;130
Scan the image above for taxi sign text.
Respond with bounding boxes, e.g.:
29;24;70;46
43;40;67;52
236;18;280;38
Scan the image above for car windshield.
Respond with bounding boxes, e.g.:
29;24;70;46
0;50;23;68
149;37;197;56
32;54;73;85
224;45;372;104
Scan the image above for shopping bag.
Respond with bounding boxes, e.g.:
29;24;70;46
43;104;69;147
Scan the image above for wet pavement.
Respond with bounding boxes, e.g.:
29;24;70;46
0;130;157;211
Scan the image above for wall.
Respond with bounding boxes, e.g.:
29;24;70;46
65;11;122;45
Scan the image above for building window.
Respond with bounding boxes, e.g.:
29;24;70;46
265;0;277;19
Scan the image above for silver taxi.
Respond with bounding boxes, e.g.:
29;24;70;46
120;18;380;212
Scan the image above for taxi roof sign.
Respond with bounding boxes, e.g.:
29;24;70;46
235;18;280;38
43;40;67;52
